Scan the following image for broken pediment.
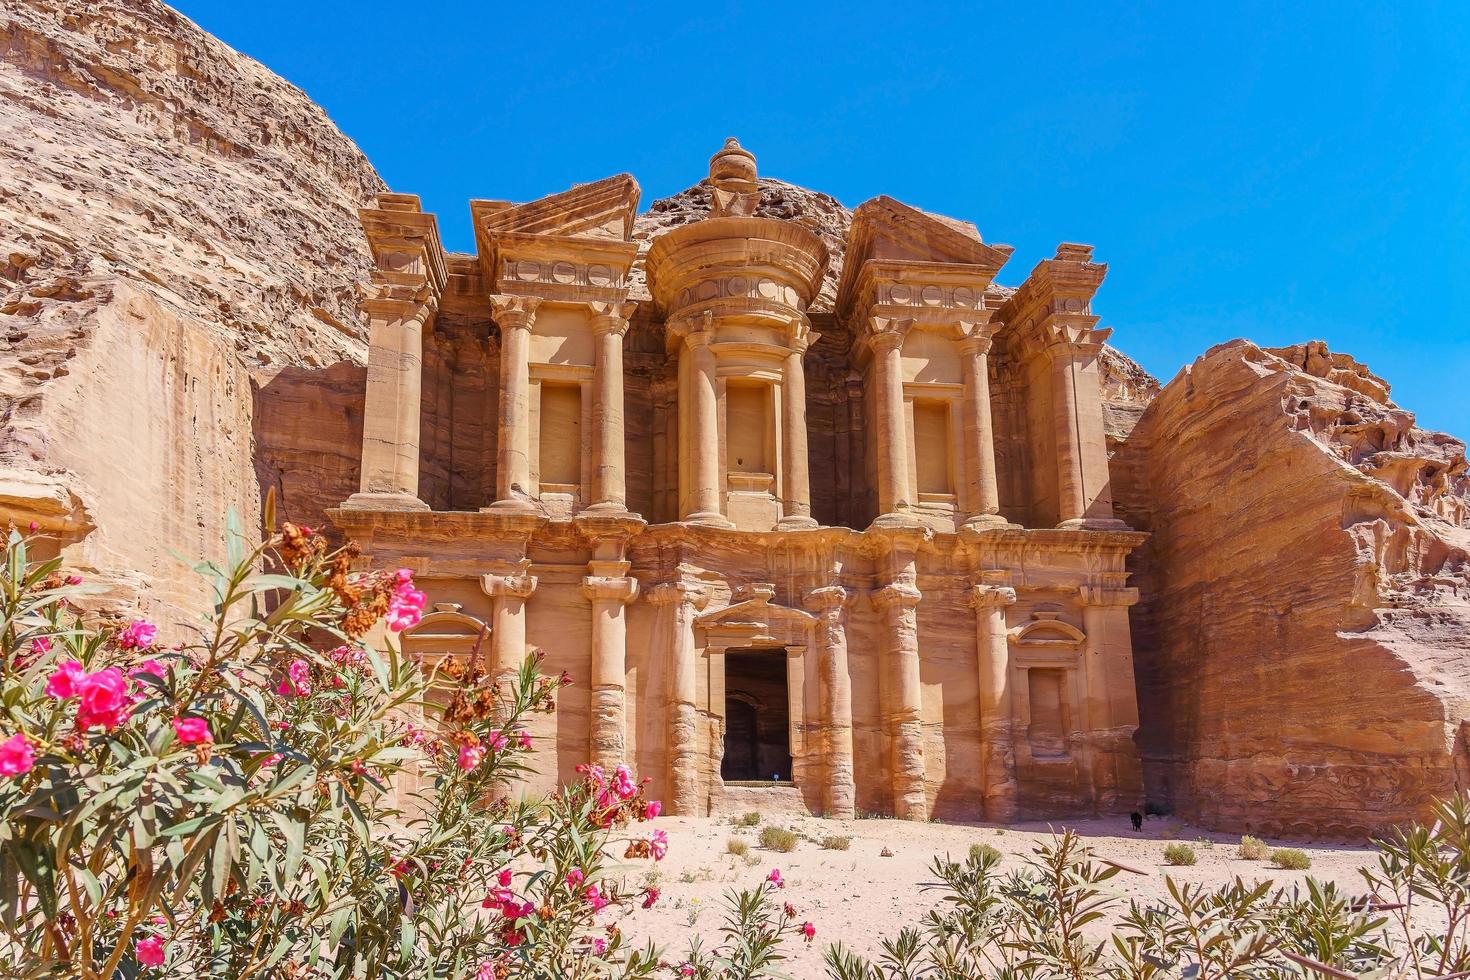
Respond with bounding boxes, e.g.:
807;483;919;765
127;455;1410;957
472;173;640;243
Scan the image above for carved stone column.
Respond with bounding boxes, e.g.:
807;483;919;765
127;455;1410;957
480;559;537;689
869;320;913;519
804;585;855;818
959;333;1007;528
584;566;639;769
1078;583;1142;812
970;582;1019;821
649;581;710;814
490;295;540;510
682;324;731;526
778;336;817;529
1050;344;1088;526
873;581;926;820
588;302;636;513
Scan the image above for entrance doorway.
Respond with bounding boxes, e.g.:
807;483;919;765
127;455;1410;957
721;650;792;782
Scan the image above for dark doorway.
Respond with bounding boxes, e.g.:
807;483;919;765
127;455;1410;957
722;650;792;782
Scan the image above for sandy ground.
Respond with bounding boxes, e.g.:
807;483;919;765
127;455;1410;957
611;813;1386;978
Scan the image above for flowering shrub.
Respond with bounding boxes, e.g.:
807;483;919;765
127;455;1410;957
0;515;674;978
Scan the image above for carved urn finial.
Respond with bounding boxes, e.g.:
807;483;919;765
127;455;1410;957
708;137;760;218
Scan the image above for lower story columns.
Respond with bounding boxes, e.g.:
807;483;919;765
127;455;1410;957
970;582;1019;822
1079;583;1143;812
649;580;709;815
805;585;855;819
583;567;639;770
480;559;537;692
874;581;926;821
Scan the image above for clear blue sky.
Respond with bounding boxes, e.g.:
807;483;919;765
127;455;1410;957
176;0;1469;434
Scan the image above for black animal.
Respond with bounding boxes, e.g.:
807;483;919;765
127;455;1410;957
1129;811;1143;832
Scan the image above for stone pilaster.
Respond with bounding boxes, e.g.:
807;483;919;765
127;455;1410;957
873;580;926;820
649;580;710;814
480;558;537;689
489;295;540;511
1078;582;1143;812
778;333;818;529
804;585;855;818
868;319;913;520
969;580;1018;821
588;301;637;514
583;565;639;770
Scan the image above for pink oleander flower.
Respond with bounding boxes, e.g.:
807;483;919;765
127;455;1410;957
679;965;695;977
129;659;166;679
488;731;509;752
116;619;157;651
458;743;485;770
593;937;608;955
476;963;496;980
498;867;513;887
517;730;532;749
76;667;131;730
611;763;637;800
650;829;668;862
0;733;35;778
30;636;51;656
45;659;86;699
386;569;426;632
645;799;663;819
565;868;584;888
64;574;82;586
172;717;211;745
767;868;784;889
642;887;659;909
275;659;312;698
135;934;165;967
585;884;609;913
801;921;816;942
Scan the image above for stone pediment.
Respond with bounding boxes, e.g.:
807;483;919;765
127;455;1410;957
837;195;1014;323
472;173;640;242
696;583;816;649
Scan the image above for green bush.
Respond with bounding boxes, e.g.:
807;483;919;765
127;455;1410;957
735;811;762;827
1238;835;1270;860
1164;842;1198;866
821;834;852;851
760;825;799;852
727;836;750;856
1271;847;1312;870
969;842;1002;864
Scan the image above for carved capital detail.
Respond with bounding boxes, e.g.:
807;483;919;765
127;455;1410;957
583;575;639;604
589;300;638;337
866;316;913;353
647;581;712;610
969;584;1018;609
489;294;542;331
1078;585;1139;608
802;585;849;613
481;559;537;600
872;582;922;611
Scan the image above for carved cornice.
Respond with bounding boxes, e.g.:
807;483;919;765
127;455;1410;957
359;193;448;299
997;243;1112;364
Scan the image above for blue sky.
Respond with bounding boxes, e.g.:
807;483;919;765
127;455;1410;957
176;1;1468;433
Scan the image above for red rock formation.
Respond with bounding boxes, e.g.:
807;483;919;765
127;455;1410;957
0;0;382;614
1114;339;1470;838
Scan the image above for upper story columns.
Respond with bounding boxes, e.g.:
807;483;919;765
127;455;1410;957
342;193;446;513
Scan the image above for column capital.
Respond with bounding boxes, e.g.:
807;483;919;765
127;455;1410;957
865;316;912;353
969;584;1017;608
489;294;541;331
481;559;537;599
803;584;850;612
647;580;712;609
583;575;639;604
362;288;439;326
590;300;638;336
872;582;922;611
957;332;995;358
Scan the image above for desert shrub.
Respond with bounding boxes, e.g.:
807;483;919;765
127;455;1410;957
735;811;762;827
1239;835;1270;860
821;835;852;851
727;836;750;856
1163;842;1198;866
760;825;799;852
0;518;670;978
969;842;1002;864
1272;847;1312;870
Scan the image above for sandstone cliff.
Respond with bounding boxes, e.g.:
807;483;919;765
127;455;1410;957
0;0;382;613
1114;339;1470;838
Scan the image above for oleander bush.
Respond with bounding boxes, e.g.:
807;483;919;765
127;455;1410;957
1238;835;1270;860
968;842;1001;865
1163;842;1198;866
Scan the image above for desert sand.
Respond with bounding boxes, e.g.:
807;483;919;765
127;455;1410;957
613;813;1386;978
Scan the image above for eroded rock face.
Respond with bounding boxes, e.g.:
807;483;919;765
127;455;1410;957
0;0;382;615
1114;339;1470;837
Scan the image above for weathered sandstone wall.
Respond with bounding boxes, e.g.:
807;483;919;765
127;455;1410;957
1114;339;1470;837
0;0;382;615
